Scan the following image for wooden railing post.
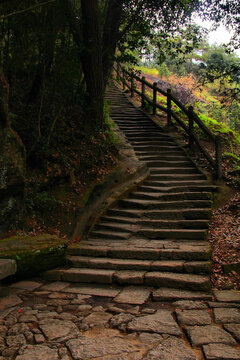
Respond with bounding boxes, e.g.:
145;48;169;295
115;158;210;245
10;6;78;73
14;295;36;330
130;73;134;97
117;62;120;81
215;135;222;179
141;76;146;109
188;106;194;152
122;68;125;90
167;89;172;126
153;82;157;115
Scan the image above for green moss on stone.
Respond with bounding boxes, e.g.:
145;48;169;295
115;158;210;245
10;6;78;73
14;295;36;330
0;234;67;277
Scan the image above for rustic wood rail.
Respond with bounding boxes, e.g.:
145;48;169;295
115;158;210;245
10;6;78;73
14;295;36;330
114;63;222;179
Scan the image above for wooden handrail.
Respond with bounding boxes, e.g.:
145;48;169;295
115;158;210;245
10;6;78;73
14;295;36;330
114;63;222;179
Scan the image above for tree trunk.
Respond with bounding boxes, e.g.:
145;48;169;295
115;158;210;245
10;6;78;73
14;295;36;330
102;0;124;87
81;0;104;133
0;72;26;234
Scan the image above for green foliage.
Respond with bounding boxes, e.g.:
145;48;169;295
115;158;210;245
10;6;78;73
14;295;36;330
135;66;159;76
224;152;240;163
157;63;172;78
104;101;120;146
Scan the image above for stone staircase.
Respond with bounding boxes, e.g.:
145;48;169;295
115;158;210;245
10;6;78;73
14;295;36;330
51;85;217;300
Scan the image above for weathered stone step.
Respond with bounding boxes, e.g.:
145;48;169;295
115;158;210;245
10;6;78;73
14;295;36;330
107;208;142;218
68;242;211;261
134;148;186;155
100;215;138;224
94;223;136;233
132;145;183;152
143;180;210;187
145;272;210;291
138;219;209;229
94;220;208;234
129;191;212;201
138;185;216;193
130;140;177;146
89;230;130;240
137;154;189;161
149;167;201;174
59;267;210;290
140;208;212;220
114;119;157;124
118;126;161;132
120;129;163;134
103;208;212;222
148;174;206;181
152;288;212;301
142;160;193;167
136;228;207;240
118;198;212;210
125;134;171;140
99;217;209;229
67;255;211;274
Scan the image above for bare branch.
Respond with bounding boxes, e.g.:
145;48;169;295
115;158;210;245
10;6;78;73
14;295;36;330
0;0;57;20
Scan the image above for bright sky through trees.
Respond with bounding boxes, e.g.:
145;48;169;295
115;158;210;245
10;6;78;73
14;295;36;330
194;16;240;56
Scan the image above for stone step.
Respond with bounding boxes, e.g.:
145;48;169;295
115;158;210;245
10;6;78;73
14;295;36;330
148;174;206;181
67;256;211;274
136;228;207;240
58;267;210;291
98;217;209;229
137;151;186;158
118;127;159;132
149;167;201;174
152;288;212;301
115;123;158;128
94;221;208;234
140;208;212;220
130;140;177;146
132;145;183;152
68;243;211;261
135;149;186;156
105;208;212;220
142;160;193;167
145;272;210;291
120;129;164;134
137;154;189;161
100;215;138;224
138;185;217;193
94;222;135;233
128;191;212;201
125;134;171;140
107;208;143;218
89;230;130;240
143;180;210;187
118;198;212;210
137;219;209;229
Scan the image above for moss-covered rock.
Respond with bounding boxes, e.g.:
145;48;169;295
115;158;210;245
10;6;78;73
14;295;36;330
0;234;67;278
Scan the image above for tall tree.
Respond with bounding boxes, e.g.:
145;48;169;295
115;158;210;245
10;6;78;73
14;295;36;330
64;0;200;132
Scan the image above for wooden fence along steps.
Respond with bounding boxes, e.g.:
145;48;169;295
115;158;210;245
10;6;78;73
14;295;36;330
116;63;222;179
51;84;218;301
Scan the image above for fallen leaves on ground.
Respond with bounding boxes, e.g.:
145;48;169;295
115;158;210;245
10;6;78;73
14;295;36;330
208;192;240;290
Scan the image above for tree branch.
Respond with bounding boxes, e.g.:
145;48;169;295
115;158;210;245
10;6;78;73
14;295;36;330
0;0;57;20
63;0;83;50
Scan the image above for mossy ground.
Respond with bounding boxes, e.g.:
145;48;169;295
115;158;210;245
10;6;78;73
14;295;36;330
0;234;67;279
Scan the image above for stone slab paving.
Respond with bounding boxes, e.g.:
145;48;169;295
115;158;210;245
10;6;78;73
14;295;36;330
0;279;239;359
